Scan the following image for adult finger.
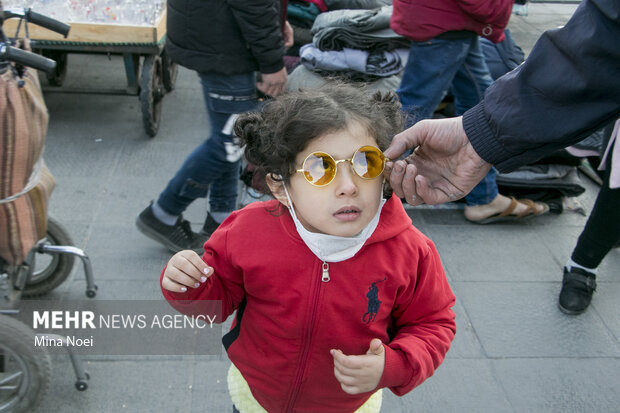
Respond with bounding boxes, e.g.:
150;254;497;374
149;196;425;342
257;82;283;97
387;160;407;199
256;82;272;97
402;163;424;206
414;175;453;205
384;124;425;160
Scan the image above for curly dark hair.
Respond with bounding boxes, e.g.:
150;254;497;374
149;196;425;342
234;81;404;195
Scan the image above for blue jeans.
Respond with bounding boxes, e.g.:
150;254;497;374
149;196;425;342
397;34;498;206
157;72;259;216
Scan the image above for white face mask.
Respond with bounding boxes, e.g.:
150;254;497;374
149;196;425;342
282;183;386;262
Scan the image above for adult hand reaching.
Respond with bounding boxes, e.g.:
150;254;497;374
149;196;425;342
383;116;492;206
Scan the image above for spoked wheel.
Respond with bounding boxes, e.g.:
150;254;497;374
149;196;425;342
22;217;75;298
161;48;178;92
0;315;52;413
140;54;165;137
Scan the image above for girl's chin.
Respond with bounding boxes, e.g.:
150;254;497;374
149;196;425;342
325;221;368;237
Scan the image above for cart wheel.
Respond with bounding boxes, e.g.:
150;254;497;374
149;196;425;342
0;315;52;413
140;55;164;137
41;50;68;86
161;49;178;92
75;380;88;391
22;217;75;298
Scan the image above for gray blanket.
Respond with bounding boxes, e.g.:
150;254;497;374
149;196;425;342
311;6;410;51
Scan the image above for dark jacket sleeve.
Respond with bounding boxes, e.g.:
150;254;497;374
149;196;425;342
226;0;285;74
463;0;620;173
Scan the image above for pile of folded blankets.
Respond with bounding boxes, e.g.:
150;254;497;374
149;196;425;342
286;0;411;93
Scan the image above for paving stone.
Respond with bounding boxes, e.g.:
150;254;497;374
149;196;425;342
454;281;620;358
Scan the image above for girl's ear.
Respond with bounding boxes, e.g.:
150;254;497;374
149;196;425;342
266;174;290;208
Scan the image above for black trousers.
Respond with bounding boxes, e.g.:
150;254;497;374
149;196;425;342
572;166;620;268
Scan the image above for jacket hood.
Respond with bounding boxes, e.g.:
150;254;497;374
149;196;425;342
366;193;413;244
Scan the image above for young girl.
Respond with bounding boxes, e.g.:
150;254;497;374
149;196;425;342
161;83;456;413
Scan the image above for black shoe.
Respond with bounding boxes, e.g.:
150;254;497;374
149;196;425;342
200;213;220;237
558;267;597;315
136;203;206;253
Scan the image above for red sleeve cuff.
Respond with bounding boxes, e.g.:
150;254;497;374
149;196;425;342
377;344;415;392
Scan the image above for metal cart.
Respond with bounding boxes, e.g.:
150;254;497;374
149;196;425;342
1;8;98;412
3;10;177;137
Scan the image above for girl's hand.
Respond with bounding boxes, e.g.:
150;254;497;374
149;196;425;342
161;250;213;293
331;338;385;394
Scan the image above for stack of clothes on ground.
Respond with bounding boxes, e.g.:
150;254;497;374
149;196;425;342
286;1;410;94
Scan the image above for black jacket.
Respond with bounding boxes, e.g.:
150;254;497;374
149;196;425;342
464;0;620;173
165;0;286;75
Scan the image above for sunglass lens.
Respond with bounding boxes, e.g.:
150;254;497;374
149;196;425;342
304;153;335;186
353;147;385;179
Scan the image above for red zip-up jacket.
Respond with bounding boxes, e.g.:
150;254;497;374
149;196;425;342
390;0;513;43
162;195;456;412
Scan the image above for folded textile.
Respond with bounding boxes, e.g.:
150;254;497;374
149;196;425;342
496;164;586;198
311;6;409;51
300;44;408;77
324;0;392;10
313;26;410;51
311;5;392;33
285;64;402;94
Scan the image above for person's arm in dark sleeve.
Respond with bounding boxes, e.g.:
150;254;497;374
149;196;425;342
464;0;620;173
226;0;285;75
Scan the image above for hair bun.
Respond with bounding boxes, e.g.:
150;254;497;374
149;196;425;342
234;112;263;148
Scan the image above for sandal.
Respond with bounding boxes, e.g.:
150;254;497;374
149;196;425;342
468;197;550;224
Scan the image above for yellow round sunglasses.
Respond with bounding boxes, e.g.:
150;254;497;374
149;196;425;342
295;145;388;186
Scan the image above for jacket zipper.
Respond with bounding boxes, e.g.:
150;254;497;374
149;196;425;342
321;261;330;282
284;260;328;411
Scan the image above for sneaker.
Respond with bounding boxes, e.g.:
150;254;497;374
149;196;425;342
200;213;220;237
136;203;206;253
558;267;597;315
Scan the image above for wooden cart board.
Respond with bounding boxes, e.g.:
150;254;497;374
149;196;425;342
3;10;166;44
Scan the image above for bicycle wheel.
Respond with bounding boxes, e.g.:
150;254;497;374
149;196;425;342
0;315;52;413
22;217;75;297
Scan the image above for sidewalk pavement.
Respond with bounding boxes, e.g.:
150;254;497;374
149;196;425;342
28;2;620;412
